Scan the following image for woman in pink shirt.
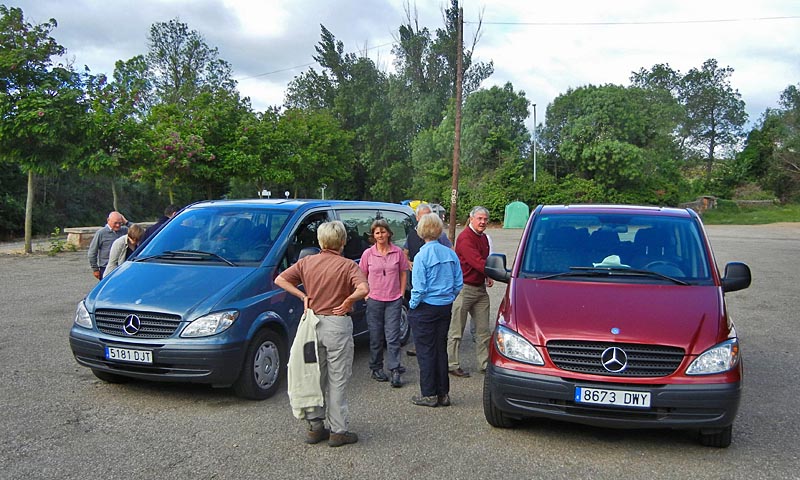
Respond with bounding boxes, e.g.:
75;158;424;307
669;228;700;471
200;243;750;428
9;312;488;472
359;219;410;387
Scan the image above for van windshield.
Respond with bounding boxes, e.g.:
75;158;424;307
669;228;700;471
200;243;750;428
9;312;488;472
519;213;712;283
138;207;290;265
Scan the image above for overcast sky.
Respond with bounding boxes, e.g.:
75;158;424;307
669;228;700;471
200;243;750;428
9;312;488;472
8;0;800;130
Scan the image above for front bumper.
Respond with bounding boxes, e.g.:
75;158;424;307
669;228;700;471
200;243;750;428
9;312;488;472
69;327;246;387
486;365;741;430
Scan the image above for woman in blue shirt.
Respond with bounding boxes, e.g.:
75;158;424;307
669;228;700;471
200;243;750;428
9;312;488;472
408;213;463;407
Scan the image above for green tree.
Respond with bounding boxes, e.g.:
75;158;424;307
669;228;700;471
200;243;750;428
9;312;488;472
141;19;244;201
287;25;405;201
633;60;747;177
278;108;355;198
133;104;216;204
389;1;494;200
461;82;530;170
761;85;800;201
82;55;150;210
0;6;86;252
541;84;681;202
232;108;293;197
146;18;235;105
681;59;747;176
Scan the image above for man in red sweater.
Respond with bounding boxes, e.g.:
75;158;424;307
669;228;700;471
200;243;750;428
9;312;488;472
447;206;494;377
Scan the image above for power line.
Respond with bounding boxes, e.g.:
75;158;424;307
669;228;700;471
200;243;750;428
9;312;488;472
467;15;800;27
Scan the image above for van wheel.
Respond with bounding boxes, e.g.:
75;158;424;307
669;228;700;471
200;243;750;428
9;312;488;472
92;369;129;384
699;425;732;448
483;374;515;428
233;329;285;400
399;300;411;345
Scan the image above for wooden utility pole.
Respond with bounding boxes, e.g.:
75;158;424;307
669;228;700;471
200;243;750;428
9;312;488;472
448;5;463;243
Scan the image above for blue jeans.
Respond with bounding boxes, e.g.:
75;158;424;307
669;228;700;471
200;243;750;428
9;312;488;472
366;298;403;372
409;302;451;397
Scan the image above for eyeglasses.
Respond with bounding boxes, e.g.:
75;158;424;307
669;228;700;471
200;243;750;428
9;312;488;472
112;221;124;225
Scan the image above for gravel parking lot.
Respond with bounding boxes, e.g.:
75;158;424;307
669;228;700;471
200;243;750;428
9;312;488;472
1;224;798;479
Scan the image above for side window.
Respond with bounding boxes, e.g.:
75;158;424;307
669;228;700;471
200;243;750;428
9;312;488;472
382;210;414;249
281;211;330;269
337;210;376;260
336;209;414;261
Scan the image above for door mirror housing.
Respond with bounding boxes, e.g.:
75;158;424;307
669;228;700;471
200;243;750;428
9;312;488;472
485;253;511;283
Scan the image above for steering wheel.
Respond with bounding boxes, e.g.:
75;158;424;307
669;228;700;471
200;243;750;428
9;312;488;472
643;260;684;276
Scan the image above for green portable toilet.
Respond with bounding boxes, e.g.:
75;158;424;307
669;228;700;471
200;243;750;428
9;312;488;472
503;201;529;228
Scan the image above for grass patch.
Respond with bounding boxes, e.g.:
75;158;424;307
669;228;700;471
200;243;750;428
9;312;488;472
700;201;800;225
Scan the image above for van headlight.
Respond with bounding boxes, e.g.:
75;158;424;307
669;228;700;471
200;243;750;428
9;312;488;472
495;325;544;365
686;338;740;375
181;310;239;337
73;301;92;329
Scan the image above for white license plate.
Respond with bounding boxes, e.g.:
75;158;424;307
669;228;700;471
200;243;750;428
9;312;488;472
105;346;153;364
575;387;651;408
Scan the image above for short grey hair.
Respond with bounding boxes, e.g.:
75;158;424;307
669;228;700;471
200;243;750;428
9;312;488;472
415;203;432;215
416;213;444;241
470;206;489;218
317;220;347;250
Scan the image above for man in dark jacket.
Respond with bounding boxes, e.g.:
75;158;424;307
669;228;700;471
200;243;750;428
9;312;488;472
142;204;178;242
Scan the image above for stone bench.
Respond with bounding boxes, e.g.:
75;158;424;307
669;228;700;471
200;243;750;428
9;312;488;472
65;222;156;249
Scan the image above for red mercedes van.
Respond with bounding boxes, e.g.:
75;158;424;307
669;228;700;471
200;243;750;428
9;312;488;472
483;205;751;447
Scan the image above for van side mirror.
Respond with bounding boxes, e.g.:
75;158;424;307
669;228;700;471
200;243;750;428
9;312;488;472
721;262;751;293
298;247;321;260
486;253;511;283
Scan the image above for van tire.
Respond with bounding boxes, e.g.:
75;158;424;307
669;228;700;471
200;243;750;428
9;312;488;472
233;329;285;400
483;374;515;428
699;424;732;448
399;300;411;345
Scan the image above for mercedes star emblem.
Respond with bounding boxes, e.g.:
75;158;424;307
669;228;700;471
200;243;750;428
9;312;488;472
600;346;628;373
123;314;141;336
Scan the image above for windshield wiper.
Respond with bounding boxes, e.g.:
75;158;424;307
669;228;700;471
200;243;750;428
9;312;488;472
536;269;609;280
568;266;689;285
134;249;236;266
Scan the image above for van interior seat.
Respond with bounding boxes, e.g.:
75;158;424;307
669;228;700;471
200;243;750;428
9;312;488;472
537;226;584;272
588;228;621;264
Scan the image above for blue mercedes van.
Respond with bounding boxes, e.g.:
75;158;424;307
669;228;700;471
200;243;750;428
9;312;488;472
69;199;415;399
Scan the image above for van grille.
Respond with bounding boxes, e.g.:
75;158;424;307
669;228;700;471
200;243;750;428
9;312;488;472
546;340;684;377
95;309;182;339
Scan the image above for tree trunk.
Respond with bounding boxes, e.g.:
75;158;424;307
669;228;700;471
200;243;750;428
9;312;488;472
112;179;119;211
24;170;34;254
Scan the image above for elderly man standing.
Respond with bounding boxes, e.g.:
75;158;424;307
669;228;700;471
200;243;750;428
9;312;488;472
275;220;369;448
87;211;130;280
447;206;493;377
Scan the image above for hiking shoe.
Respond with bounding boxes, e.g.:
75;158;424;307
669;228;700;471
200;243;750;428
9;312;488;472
371;369;389;382
328;431;358;447
390;369;402;388
304;428;330;445
411;395;438;407
448;368;470;378
437;394;451;407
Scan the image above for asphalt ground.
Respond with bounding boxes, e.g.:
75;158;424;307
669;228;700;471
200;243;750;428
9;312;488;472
1;224;798;479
